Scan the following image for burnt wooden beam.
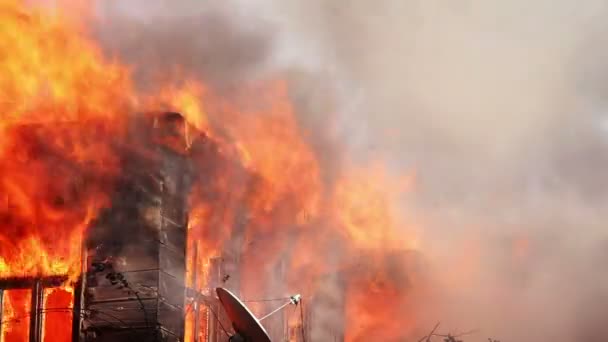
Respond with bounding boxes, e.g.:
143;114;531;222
0;275;69;289
72;257;87;342
208;302;218;342
0;289;3;337
71;278;84;342
29;279;44;342
192;243;200;342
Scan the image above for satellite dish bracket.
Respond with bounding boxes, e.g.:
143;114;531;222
216;287;301;342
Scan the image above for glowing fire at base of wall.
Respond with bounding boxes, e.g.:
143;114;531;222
1;289;31;342
0;112;248;342
0;279;74;342
0;259;236;342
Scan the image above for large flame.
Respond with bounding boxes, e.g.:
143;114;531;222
42;287;74;342
0;1;128;341
1;290;31;342
0;0;129;280
0;1;422;341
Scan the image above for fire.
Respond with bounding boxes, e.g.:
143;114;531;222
333;167;419;340
220;82;322;223
1;290;31;342
178;74;420;342
182;80;322;228
344;250;420;341
185;207;218;342
42;287;74;342
0;0;129;280
1;0;423;340
0;1;128;340
333;165;416;250
155;81;211;135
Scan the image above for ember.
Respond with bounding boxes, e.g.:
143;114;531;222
0;1;420;341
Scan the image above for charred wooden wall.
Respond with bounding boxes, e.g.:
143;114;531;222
82;113;192;342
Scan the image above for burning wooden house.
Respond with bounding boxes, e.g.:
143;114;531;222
0;107;348;342
0;112;286;342
0;2;421;341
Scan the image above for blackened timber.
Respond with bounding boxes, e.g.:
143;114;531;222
84;113;192;342
206;257;227;342
72;278;84;342
0;275;68;290
0;289;3;334
73;248;87;342
30;279;44;342
192;243;201;341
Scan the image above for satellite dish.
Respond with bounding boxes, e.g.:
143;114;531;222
216;287;272;342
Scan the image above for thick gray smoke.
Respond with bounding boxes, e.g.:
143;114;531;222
272;2;608;341
89;0;608;341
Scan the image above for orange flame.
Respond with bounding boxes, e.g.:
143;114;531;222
42;287;74;342
334;165;416;250
1;290;31;342
0;0;129;282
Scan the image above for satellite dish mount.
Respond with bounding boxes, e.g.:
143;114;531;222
216;287;301;342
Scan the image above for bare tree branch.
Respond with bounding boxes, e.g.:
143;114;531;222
417;321;441;342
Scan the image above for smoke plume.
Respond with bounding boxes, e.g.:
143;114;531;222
86;0;608;341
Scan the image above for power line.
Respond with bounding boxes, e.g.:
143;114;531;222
206;303;231;338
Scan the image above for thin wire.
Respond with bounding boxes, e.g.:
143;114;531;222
54;310;126;330
0;307;129;330
87;308;131;328
0;305;158;339
130;285;150;328
79;312;126;329
2;303;175;342
207;303;231;338
10;309;126;331
0;307;76;325
241;297;291;303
